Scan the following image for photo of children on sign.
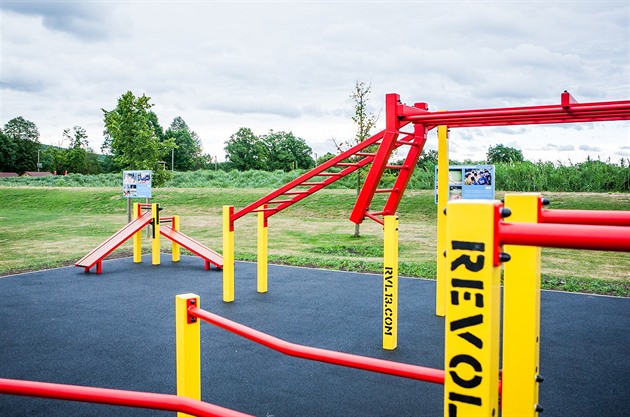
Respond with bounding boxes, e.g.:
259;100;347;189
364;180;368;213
435;165;495;203
123;170;152;198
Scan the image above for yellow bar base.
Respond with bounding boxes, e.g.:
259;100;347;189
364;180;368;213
151;203;160;265
172;215;181;263
435;123;449;317
133;203;142;263
176;293;201;417
223;206;235;302
383;215;399;350
257;206;268;293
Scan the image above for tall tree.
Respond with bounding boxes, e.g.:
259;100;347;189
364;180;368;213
486;144;524;164
102;91;175;185
2;117;41;173
260;130;315;171
0;131;17;172
334;81;378;237
165;117;204;171
224;127;266;171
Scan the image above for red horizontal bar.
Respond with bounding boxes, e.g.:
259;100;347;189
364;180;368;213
0;378;253;417
188;306;445;385
364;211;385;225
499;222;630;252
540;209;630;226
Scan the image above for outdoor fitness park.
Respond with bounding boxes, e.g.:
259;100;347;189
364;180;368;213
1;91;629;416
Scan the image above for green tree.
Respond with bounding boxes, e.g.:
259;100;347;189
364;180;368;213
0;131;17;172
261;130;315;171
165;117;204;171
102;91;175;186
2;117;41;173
487;144;524;164
224;127;266;171
334;81;378;237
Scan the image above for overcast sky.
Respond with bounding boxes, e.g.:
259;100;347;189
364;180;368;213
1;0;629;164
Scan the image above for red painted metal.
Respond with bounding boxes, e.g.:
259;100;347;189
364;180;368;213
187;305;445;385
160;225;223;268
498;222;630;252
539;209;630;226
0;378;253;417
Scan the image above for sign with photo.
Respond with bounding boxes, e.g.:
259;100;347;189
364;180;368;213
122;170;152;198
434;165;495;203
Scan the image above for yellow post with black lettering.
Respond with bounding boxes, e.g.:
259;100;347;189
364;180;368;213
151;203;161;265
436;123;449;317
444;200;501;417
133;203;142;263
176;293;201;417
172;215;181;263
223;206;235;302
502;193;543;417
383;215;399;350
257;205;268;293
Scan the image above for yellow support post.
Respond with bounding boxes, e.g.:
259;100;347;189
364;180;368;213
257;205;268;293
502;193;543;417
172;215;181;263
444;200;501;417
223;206;235;302
383;215;399;350
175;293;201;417
133;203;142;263
151;203;161;265
436;123;449;317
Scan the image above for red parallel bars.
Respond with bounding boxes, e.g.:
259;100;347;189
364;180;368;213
539;209;630;226
187;305;445;384
0;378;253;417
498;222;630;252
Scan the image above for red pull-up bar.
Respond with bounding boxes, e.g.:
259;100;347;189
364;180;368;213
0;377;253;417
187;305;446;384
539;209;630;226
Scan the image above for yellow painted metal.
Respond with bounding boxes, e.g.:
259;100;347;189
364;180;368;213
133;203;142;263
435;123;449;317
172;215;181;263
444;200;501;417
151;203;161;265
383;215;399;350
222;206;235;302
257;206;268;293
175;293;201;417
502;193;542;417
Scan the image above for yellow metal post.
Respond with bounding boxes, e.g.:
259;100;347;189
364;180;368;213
223;206;235;302
444;200;501;417
502;193;543;417
383;215;399;350
436;123;449;317
172;215;181;263
151;203;161;265
257;206;268;293
175;293;201;417
133;203;142;263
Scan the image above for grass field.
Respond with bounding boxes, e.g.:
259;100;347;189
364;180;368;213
1;186;629;296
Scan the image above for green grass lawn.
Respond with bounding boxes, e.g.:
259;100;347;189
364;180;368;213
1;186;629;296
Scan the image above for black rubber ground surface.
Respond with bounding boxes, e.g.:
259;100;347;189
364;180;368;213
1;255;628;416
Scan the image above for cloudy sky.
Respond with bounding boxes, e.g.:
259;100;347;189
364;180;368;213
1;0;629;164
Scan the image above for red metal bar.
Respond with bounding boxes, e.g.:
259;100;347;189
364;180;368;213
539;209;630;226
187;306;445;385
364;211;385;225
498;222;630;252
0;378;253;417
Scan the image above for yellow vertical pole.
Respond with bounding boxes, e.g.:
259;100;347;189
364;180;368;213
133;203;142;263
151;203;161;265
502;193;543;417
223;206;235;302
436;123;449;317
172;215;181;263
383;215;399;350
444;200;501;417
175;293;201;417
257;205;268;293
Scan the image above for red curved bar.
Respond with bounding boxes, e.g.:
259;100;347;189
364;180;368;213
188;306;445;385
539;209;630;226
498;222;630;252
0;378;253;417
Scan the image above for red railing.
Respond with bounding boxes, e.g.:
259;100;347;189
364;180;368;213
0;378;253;417
539;208;630;226
188;305;445;384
